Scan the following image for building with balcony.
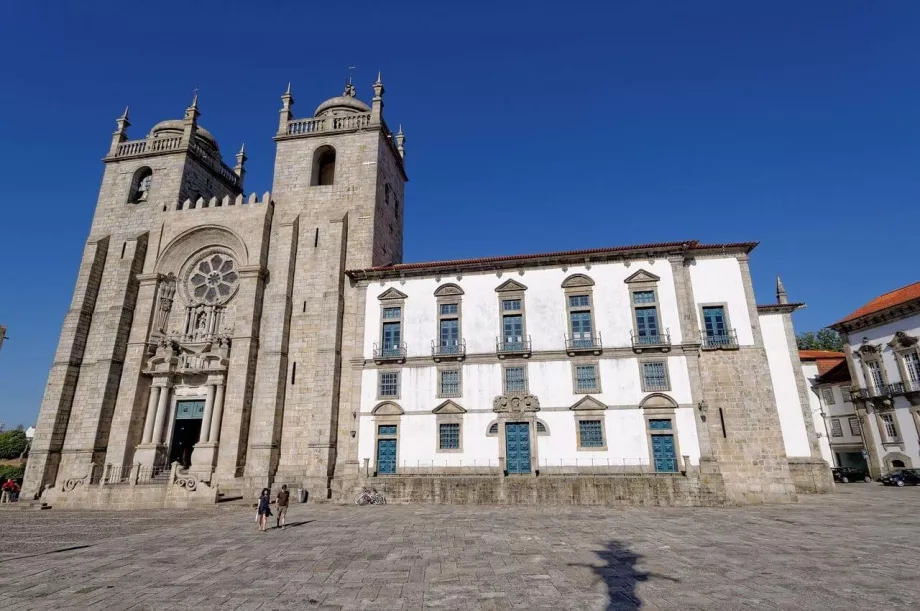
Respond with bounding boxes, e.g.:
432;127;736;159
830;282;920;478
23;77;829;509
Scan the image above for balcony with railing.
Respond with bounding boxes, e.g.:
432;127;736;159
287;112;374;136
565;333;603;356
700;329;739;350
851;380;920;401
432;339;466;362
373;342;407;364
496;336;532;358
630;329;672;353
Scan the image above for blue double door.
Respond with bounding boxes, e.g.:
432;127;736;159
651;435;677;472
505;422;531;474
376;425;397;474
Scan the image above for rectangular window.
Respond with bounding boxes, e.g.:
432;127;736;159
439;370;460;397
642;361;669;391
635;307;660;342
569;311;594;344
502;314;524;349
822;387;836;405
502;299;522;312
575;364;599;393
880;413;898;440
569;294;590;308
382;307;401;320
439;303;458;316
379;371;399;398
378;425;397;436
439;318;459;349
905;352;920;383
648;419;672;430
504;367;526;394
578;420;604;448
867;360;884;391
849;417;860;436
632;291;655;304
830;418;843;437
840;386;851;402
702;305;727;339
439;423;460;450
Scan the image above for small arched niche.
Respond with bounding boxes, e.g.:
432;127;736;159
128;167;153;203
311;145;336;186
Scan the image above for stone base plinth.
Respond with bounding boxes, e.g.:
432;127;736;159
787;457;835;493
190;442;218;480
134;444;166;468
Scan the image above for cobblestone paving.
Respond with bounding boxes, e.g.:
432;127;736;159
2;485;919;610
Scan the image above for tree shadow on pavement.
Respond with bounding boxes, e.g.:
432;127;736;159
572;540;679;610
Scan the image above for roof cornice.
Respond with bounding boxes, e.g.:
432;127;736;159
830;298;920;334
757;303;806;314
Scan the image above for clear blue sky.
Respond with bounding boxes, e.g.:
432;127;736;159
1;1;918;426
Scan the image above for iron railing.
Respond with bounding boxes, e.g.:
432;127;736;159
373;342;407;362
135;464;172;485
565;333;603;353
851;380;920;400
496;336;532;356
432;339;466;360
630;329;671;350
700;329;739;350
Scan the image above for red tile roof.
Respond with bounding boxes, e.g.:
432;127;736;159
836;281;920;325
818;359;851;385
347;240;758;277
798;351;846;377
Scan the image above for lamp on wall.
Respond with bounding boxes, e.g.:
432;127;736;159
350;430;356;438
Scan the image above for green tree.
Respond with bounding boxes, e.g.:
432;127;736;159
796;328;844;352
0;429;28;459
0;464;25;482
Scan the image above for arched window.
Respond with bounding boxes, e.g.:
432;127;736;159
892;459;906;468
311;146;336;186
129;167;153;203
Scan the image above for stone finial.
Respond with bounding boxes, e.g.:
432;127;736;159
234;143;247;188
108;106;131;156
184;88;201;123
371;72;385;123
343;80;356;98
279;83;294;134
776;276;788;305
395;124;406;159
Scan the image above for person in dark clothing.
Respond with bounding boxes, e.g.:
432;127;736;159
257;488;272;532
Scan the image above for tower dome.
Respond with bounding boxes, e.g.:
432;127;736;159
148;119;220;152
314;81;371;117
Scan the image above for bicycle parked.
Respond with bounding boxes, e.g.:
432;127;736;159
354;486;386;506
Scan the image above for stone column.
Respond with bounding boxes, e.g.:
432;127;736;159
199;384;216;444
151;382;171;444
141;385;161;444
209;382;225;443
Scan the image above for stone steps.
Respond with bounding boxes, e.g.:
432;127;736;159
0;501;51;511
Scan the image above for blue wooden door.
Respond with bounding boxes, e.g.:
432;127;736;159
635;307;659;343
651;434;677;472
503;315;524;351
440;319;459;353
376;438;397;474
382;322;401;356
505;422;531;473
702;306;726;341
570;311;593;347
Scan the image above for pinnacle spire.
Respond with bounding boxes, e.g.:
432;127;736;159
190;87;199;109
376;71;382;84
285;82;291;95
776;276;788;304
120;106;130;120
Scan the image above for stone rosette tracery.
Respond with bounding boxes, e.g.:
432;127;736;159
184;251;240;306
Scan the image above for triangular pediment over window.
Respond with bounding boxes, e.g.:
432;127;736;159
624;270;660;284
570;396;607;411
377;288;408;301
432;400;466;414
495;279;528;292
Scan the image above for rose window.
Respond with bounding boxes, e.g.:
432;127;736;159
187;253;239;304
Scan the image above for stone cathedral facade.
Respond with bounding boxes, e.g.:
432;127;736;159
24;78;832;509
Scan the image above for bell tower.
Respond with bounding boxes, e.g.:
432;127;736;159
243;75;407;495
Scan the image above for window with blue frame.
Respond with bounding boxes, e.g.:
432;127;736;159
578;420;604;448
502;299;521;312
633;291;656;304
378;425;397;436
439;369;460;397
378;371;399;398
701;306;728;344
642;361;669;391
382;307;401;319
438;423;460;450
569;295;590;308
440;303;458;316
504;366;527;393
575;364;599;393
648;419;672;430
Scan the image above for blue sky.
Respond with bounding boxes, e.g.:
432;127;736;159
0;1;918;426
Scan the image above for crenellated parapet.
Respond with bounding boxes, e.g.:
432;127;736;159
175;192;273;212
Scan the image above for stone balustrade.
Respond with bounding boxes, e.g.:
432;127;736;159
287;112;373;136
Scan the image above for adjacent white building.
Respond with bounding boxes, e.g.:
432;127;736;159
831;282;920;477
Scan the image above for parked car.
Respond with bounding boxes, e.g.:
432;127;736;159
881;468;920;487
831;467;872;484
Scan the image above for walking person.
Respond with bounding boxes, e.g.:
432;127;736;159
276;485;290;529
257;488;272;532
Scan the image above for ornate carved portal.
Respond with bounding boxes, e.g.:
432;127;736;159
492;393;541;475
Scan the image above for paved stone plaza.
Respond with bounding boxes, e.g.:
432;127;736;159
2;486;919;610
